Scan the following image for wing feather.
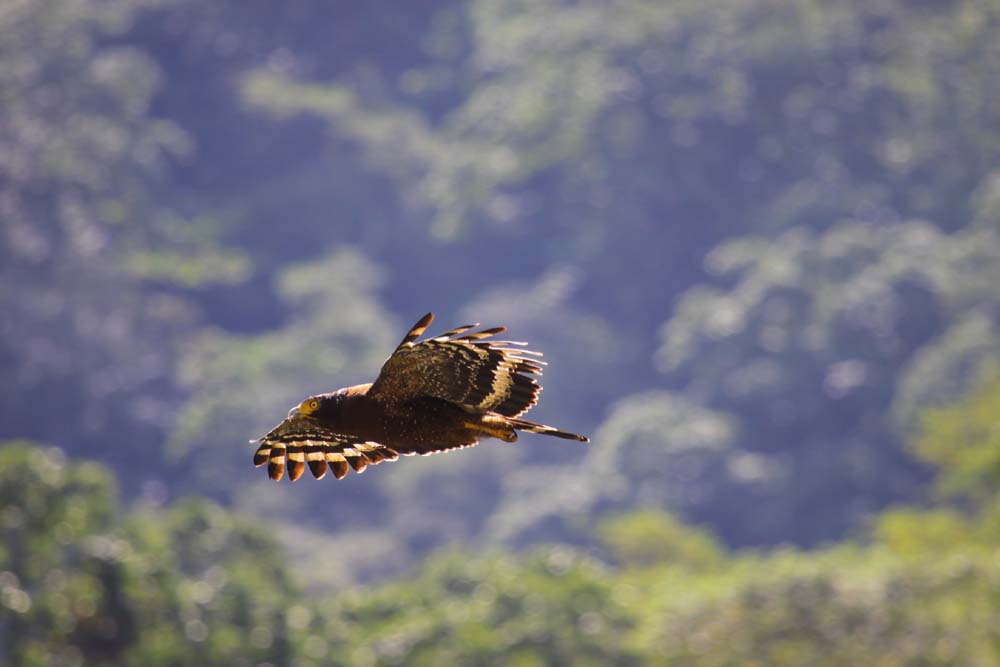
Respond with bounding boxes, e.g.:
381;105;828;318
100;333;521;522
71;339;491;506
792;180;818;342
368;314;543;417
393;312;435;349
252;418;399;482
435;323;479;339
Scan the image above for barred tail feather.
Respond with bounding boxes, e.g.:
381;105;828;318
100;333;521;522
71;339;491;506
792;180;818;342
508;418;589;442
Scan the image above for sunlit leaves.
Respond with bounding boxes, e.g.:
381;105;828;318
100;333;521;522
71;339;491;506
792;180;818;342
304;548;638;667
0;442;299;667
917;371;1000;503
597;509;722;570
647;556;1000;667
0;442;121;666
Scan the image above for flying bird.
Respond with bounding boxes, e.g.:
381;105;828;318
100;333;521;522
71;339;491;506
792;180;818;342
253;312;589;481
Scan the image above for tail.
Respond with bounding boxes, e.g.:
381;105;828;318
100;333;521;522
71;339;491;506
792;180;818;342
508;417;589;442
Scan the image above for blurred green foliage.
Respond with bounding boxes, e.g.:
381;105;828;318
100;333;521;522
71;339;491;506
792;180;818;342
597;510;723;571
303;549;638;667
917;370;1000;503
0;443;298;666
6;409;1000;666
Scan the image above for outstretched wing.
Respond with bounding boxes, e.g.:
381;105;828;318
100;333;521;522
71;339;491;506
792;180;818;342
253;417;399;482
367;312;546;417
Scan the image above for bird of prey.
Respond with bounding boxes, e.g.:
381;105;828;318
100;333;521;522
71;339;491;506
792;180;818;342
253;312;589;481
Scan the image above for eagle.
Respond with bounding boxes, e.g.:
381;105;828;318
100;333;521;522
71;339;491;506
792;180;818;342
253;312;589;481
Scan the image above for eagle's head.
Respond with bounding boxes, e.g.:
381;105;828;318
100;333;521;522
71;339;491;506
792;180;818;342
286;385;367;420
287;396;319;420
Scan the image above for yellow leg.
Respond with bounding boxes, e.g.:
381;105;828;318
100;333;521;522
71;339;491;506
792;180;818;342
463;420;518;443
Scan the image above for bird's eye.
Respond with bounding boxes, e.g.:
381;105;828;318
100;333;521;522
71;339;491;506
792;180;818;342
309;400;319;410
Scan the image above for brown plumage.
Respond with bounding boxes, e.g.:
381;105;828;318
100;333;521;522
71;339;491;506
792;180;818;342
252;312;589;481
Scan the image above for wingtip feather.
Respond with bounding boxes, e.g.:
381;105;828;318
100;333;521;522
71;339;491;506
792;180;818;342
398;312;435;348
